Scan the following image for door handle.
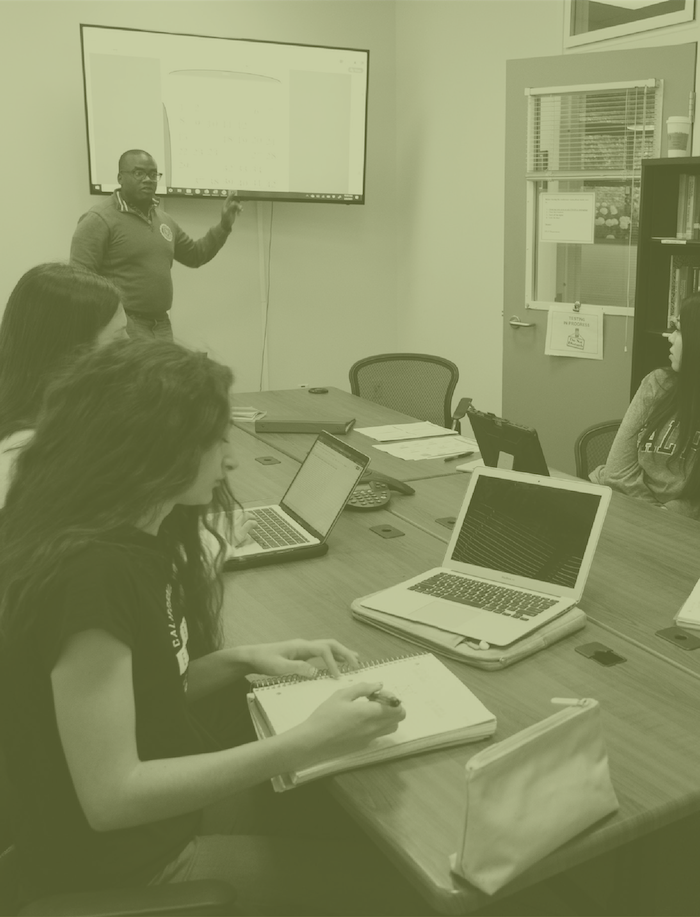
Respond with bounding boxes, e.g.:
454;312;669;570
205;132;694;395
509;315;535;328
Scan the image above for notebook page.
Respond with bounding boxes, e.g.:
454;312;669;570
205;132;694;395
252;653;495;754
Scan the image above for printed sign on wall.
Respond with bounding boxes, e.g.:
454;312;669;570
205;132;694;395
545;305;603;360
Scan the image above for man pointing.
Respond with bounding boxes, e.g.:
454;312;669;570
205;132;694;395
70;149;242;340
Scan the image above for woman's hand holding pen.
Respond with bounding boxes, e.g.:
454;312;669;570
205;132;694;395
297;681;406;763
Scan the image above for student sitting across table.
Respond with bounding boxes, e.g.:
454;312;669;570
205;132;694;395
0;263;127;506
0;339;426;917
590;293;700;519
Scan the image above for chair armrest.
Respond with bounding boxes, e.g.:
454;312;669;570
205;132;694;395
19;879;237;917
451;396;473;432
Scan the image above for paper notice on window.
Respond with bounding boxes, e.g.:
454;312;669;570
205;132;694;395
539;192;595;244
545;305;603;360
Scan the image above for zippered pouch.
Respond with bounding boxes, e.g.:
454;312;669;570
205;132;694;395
450;698;619;895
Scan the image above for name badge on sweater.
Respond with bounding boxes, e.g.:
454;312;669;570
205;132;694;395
160;223;173;242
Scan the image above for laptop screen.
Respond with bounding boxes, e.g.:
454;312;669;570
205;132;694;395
281;434;368;537
450;473;603;589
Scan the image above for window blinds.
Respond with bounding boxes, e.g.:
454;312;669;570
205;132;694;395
526;80;661;181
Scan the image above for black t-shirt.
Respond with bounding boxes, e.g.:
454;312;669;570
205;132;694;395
1;527;209;901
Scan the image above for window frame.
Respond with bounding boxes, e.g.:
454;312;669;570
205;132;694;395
563;0;696;50
524;78;662;317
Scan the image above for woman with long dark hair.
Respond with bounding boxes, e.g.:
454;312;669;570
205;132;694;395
0;262;127;502
0;339;416;916
591;293;700;517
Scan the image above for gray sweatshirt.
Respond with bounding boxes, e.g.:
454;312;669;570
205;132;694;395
590;369;700;520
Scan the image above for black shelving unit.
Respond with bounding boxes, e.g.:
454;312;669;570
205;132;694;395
631;156;700;397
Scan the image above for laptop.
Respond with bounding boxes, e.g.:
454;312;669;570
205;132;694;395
217;432;369;566
357;466;611;647
467;406;549;476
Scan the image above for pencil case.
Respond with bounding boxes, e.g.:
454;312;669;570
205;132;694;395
350;593;586;670
450;698;619;894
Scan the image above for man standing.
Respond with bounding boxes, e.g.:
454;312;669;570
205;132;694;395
70;150;242;340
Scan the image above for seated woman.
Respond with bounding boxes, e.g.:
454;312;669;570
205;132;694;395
0;339;420;917
590;293;700;518
0;262;127;504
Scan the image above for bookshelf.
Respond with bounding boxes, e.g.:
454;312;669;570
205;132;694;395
631;156;700;396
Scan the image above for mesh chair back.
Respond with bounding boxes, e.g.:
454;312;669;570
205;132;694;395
574;420;622;480
348;354;459;428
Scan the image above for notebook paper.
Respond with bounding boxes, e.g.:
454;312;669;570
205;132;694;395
247;652;496;791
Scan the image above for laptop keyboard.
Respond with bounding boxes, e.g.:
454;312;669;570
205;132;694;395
409;572;558;620
248;507;310;549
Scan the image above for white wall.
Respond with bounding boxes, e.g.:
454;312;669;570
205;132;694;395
395;0;565;415
0;0;398;392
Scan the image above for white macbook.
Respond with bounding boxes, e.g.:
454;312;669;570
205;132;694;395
216;432;369;560
358;466;611;647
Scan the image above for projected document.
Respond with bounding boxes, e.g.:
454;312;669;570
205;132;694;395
80;25;368;203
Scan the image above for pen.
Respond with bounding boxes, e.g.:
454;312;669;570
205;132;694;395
444;451;475;463
368;690;402;707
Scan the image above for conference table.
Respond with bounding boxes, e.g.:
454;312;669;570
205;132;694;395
231;387;475;482
223;388;700;915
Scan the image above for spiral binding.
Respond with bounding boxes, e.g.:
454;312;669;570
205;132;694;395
252;651;427;690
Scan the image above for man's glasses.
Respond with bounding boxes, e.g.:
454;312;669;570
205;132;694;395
122;169;162;182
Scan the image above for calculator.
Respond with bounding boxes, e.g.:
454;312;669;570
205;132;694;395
346;480;392;511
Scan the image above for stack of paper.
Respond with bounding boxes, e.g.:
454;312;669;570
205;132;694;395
356;422;459;442
373;435;478;461
231;406;267;422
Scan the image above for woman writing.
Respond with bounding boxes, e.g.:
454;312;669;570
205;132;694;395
591;293;700;519
0;340;419;916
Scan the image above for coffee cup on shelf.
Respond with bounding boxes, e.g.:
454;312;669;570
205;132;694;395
666;116;692;158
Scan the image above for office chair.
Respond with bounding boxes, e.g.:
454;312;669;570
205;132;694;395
348;353;462;429
574;420;622;480
0;748;236;917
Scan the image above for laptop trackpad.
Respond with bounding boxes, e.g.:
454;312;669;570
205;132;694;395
409;600;483;634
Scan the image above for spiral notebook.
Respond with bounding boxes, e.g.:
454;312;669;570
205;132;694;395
246;652;497;792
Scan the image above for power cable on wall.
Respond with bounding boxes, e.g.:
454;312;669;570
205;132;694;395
257;202;274;391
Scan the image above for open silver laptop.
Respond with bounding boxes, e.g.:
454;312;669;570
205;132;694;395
358;466;611;647
218;432;369;559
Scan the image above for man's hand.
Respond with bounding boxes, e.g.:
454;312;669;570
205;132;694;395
220;192;243;231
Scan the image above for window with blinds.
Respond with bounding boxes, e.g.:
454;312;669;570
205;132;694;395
525;79;662;313
527;81;660;181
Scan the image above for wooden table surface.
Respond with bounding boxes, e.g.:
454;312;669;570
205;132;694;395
227;425;302;505
382;472;700;682
222;502;700;914
232;387;474;482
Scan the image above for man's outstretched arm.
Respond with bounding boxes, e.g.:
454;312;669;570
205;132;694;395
173;192;243;268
